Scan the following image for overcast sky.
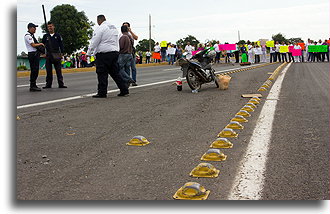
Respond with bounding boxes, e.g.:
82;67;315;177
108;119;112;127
17;0;329;54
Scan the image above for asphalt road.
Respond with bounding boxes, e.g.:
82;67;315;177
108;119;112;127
16;62;329;200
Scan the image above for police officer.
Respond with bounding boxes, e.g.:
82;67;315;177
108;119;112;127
42;21;67;88
24;23;45;91
87;15;129;98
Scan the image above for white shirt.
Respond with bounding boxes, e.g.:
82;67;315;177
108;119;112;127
154;45;160;52
248;45;253;54
185;45;193;54
213;43;220;52
254;47;262;55
168;47;176;55
293;45;301;50
275;44;280;52
24;32;37;52
87;21;119;55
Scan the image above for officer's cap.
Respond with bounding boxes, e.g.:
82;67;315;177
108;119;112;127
27;23;38;29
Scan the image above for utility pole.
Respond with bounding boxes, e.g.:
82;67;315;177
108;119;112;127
238;30;240;41
149;14;151;52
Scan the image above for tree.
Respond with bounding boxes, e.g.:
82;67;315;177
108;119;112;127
176;35;200;48
272;33;288;43
41;4;94;54
136;39;155;52
237;40;246;45
288;37;304;44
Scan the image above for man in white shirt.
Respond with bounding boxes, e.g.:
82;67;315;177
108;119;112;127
213;41;221;63
24;23;45;91
87;15;129;98
185;42;193;60
274;41;281;62
154;42;161;63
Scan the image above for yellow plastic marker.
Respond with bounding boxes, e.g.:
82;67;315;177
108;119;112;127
225;121;244;130
258;87;267;91
126;136;150;146
236;110;251;117
241;105;255;112
189;163;220;178
249;98;260;104
173;182;210;200
201;149;227;161
218;128;238;138
210;138;233;149
246;102;257;109
231;115;248;123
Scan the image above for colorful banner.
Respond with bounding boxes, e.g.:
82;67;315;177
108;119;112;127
259;39;268;46
279;46;289;53
308;45;328;52
266;41;274;47
219;44;236;51
298;43;305;50
152;52;161;59
291;49;302;56
192;51;199;56
288;46;294;52
160;41;167;48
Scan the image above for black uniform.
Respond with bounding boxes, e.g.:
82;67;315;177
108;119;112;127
25;32;42;90
42;33;66;88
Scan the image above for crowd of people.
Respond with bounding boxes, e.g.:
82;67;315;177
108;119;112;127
24;15;329;96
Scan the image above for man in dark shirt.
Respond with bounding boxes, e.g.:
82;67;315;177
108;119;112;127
118;25;135;85
42;21;67;88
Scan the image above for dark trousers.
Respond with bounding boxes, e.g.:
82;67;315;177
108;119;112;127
288;52;294;62
234;51;239;63
281;53;288;62
28;52;40;87
270;53;275;63
45;55;64;87
255;55;260;63
274;52;281;62
95;52;128;96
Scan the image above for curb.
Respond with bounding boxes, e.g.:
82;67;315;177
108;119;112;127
17;62;169;78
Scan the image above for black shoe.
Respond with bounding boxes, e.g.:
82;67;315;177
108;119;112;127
117;92;129;97
132;82;138;86
42;85;51;89
59;85;67;88
92;94;107;98
30;86;41;92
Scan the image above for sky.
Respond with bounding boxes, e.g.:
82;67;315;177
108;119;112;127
17;0;329;54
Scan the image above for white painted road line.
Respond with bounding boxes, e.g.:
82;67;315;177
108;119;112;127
227;62;292;200
17;63;272;109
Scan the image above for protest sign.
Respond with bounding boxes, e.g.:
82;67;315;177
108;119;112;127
308;45;328;52
279;46;289;53
219;44;236;51
152;52;161;59
291;49;302;56
266;41;274;47
297;43;305;50
160;41;167;47
192;51;199;56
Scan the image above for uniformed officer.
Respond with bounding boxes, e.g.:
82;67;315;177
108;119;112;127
24;23;45;91
87;15;129;98
42;21;67;89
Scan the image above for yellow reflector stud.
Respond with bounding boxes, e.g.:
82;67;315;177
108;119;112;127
225;121;244;130
262;84;270;88
189;163;220;178
246;102;257;109
236;110;251;117
231;115;248;123
249;98;260;104
252;96;261;101
126;135;150;146
218;128;238;138
173;182;210;200
210;137;233;149
258;87;267;91
201;148;227;161
241;105;255;112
